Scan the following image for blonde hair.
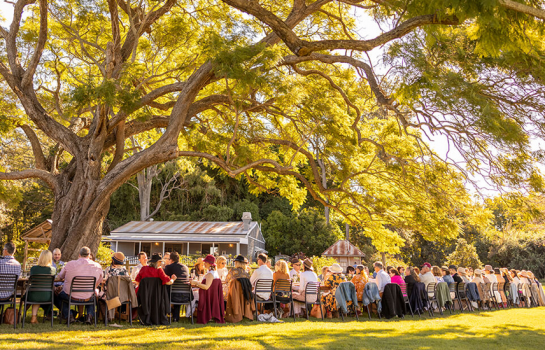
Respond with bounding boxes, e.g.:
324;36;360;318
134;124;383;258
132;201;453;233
38;250;53;267
275;260;289;275
234;261;246;269
432;266;442;277
217;256;227;264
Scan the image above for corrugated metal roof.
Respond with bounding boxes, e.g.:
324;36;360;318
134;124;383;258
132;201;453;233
322;240;365;257
111;221;255;236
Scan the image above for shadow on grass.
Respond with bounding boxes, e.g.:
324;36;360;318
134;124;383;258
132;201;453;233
0;309;544;349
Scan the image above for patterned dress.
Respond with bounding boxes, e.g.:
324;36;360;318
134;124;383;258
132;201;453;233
321;273;351;312
225;267;250;299
351;273;367;301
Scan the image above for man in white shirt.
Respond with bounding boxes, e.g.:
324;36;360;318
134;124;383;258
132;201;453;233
419;263;436;295
289;258;301;280
374;261;390;295
250;253;274;300
130;252;148;280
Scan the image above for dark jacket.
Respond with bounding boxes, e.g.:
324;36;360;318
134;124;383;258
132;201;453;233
137;277;169;325
466;282;480;301
382;283;405;319
404;275;418;298
164;263;189;280
410;282;425;313
239;277;253;302
452;274;463;284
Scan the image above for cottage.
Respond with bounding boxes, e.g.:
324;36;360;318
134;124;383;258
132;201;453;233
102;212;265;260
322;240;365;269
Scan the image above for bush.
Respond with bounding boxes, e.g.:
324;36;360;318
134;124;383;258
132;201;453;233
311;256;338;274
447;238;482;269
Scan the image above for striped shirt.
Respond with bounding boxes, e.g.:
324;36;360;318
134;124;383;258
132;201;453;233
0;256;21;299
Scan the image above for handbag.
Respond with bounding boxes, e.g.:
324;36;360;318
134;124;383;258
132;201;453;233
310;304;325;318
106;276;122;310
3;307;19;325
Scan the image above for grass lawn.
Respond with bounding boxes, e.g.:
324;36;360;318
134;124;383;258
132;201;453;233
0;307;543;349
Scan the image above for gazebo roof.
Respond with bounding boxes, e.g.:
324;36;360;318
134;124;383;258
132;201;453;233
322;240;364;257
21;219;52;242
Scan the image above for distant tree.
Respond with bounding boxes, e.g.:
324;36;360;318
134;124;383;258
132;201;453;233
447;238;482;269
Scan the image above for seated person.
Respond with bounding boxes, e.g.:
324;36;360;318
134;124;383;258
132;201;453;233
293;259;318;315
321;263;348;318
135;253;177;294
27;250;56;324
54;247;103;323
389;268;405;285
163;251;189;322
351;265;368;301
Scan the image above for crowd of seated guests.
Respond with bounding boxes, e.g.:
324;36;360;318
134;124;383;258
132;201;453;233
1;241;544;326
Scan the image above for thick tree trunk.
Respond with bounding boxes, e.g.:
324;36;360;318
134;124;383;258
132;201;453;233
49;159;111;260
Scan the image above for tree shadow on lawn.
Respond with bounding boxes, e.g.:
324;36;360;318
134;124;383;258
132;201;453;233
0;320;543;350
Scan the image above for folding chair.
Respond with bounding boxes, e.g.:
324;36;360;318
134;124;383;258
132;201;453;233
399;283;416;317
60;276;97;327
456;282;473;312
273;279;295;321
21;274;55;328
0;274;18;329
253;279;274;320
169;279;194;324
294;282;323;320
426;282;438;316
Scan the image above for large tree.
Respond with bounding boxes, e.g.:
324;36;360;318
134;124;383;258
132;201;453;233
1;0;544;259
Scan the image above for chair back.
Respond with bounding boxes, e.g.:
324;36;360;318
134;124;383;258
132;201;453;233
426;282;437;295
170;279;193;301
0;274;18;298
456;282;467;295
304;282;320;296
69;276;96;295
26;274;54;293
274;279;292;294
255;279;274;294
399;282;409;298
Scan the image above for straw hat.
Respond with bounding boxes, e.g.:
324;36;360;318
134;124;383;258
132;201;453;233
112;252;125;262
484;265;494;272
303;258;313;270
457;267;466;275
474;269;482;275
330;263;343;274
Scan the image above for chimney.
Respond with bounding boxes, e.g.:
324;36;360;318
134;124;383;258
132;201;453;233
345;223;350;241
242;212;252;231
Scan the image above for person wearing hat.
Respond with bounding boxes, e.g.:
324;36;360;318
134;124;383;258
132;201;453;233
225;255;251;290
419;262;435;292
293;259;319;315
104;252;128;282
321;263;348;318
134;253;177;294
289;258;302;280
483;265;501;302
457;266;470;283
191;254;221;290
441;266;454;285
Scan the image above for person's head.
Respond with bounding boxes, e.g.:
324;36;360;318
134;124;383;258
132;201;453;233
148;253;162;268
404;267;411;276
408;266;421;282
441;266;450;276
397;266;405;275
431;266;442;277
346;266;355;275
233;255;247;269
303;258;314;272
484;265;494;274
275;260;289;275
322;265;330;276
170;251;180;264
37;250;53;267
79;246;91;259
330;263;343;274
389;268;400;277
373;261;383;272
3;242;16;257
448;264;457;275
474;269;482;277
138;252;147;265
203;254;216;271
457;267;467;276
414;267;420;275
290;258;301;271
468;267;474;275
257;253;268;266
163;252;171;266
217;256;227;269
52;248;62;262
421;262;431;273
266;259;272;268
494;267;501;275
111;252;125;266
510;269;519;279
356;265;365;276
